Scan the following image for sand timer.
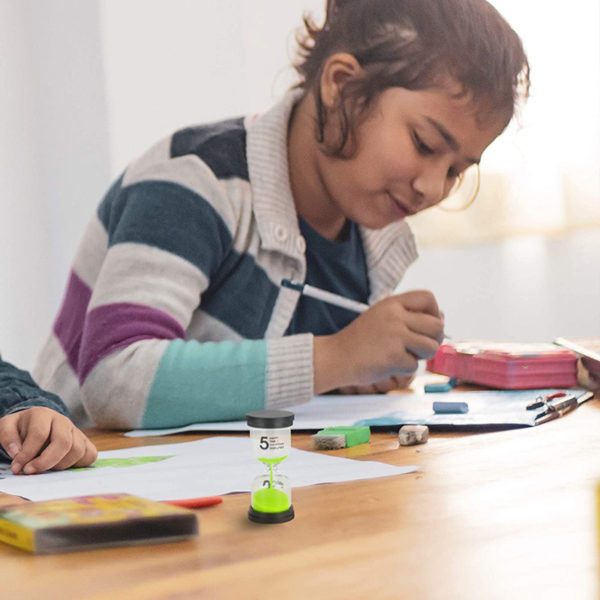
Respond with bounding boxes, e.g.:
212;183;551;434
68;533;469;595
246;409;295;524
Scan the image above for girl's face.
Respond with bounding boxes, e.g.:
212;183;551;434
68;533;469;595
315;85;507;231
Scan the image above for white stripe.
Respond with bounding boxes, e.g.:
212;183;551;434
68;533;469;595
71;215;109;289
88;243;208;330
121;136;172;184
81;339;168;429
186;310;243;343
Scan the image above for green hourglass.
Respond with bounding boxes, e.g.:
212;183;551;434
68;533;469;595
246;410;295;524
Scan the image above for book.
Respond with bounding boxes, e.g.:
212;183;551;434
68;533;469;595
553;337;600;363
426;341;578;389
0;493;198;554
554;337;600;390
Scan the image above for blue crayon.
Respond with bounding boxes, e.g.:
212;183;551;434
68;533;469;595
424;378;457;393
433;401;469;414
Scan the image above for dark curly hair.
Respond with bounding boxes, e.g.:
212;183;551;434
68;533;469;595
294;0;530;156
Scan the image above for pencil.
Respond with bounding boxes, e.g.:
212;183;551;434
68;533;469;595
281;279;369;314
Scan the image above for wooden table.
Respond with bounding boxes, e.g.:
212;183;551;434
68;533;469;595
2;396;599;600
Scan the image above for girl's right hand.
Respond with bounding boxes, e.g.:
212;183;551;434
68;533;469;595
313;290;444;394
337;373;416;395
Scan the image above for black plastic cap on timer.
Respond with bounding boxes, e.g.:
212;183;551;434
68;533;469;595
246;410;294;429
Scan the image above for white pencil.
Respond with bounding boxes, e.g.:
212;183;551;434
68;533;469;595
281;279;369;314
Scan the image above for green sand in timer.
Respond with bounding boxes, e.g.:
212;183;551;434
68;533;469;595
246;410;295;524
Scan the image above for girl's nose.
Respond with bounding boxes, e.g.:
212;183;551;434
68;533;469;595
411;166;451;208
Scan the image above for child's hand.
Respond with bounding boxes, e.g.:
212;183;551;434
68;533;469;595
338;374;415;395
314;290;444;394
0;407;98;475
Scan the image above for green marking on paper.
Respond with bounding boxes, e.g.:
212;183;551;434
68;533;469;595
72;456;174;471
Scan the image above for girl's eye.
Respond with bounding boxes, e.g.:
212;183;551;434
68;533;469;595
447;167;459;179
413;133;434;155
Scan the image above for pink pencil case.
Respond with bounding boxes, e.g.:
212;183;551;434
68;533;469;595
426;341;578;389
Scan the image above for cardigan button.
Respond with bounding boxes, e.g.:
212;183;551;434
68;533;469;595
296;236;306;254
274;225;288;243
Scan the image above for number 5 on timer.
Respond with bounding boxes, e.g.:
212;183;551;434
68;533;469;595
246;410;295;524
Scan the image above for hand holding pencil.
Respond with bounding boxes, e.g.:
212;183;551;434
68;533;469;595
311;289;445;395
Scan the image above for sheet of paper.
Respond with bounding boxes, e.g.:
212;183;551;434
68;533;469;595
125;388;592;437
0;437;416;502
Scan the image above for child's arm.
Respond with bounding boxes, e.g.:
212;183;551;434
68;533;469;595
0;358;98;473
313;290;444;394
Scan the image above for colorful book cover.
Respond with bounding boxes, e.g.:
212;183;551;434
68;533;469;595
0;493;198;554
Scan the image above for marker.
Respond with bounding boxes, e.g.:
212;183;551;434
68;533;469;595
163;496;223;509
281;279;369;314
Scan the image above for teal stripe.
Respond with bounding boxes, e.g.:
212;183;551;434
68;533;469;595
142;338;266;428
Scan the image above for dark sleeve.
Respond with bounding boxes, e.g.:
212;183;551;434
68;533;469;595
0;358;69;418
0;358;70;463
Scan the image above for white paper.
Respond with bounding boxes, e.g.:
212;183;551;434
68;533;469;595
0;437;416;502
125;394;411;437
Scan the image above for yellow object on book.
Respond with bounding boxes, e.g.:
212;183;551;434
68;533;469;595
0;494;198;554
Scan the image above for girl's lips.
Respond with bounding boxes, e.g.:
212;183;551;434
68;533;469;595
386;191;413;218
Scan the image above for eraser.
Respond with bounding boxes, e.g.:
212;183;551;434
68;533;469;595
425;382;453;393
433;401;469;414
398;425;429;446
425;378;457;393
313;426;370;450
312;433;346;450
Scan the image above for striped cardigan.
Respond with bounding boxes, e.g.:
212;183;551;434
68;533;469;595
33;92;418;429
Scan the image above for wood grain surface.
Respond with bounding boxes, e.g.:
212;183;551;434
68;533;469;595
1;396;599;600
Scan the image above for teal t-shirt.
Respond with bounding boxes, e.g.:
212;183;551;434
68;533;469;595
285;217;370;336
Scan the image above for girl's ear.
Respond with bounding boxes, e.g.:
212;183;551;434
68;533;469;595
319;52;362;108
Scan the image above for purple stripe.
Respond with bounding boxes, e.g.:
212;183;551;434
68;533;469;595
53;270;92;373
78;302;185;383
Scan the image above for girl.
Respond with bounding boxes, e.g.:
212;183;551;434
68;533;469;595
33;0;530;428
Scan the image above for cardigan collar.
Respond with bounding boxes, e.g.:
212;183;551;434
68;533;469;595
246;91;418;302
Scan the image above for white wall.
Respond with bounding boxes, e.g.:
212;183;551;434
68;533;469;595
400;229;600;342
0;1;111;368
98;0;323;176
0;0;598;371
